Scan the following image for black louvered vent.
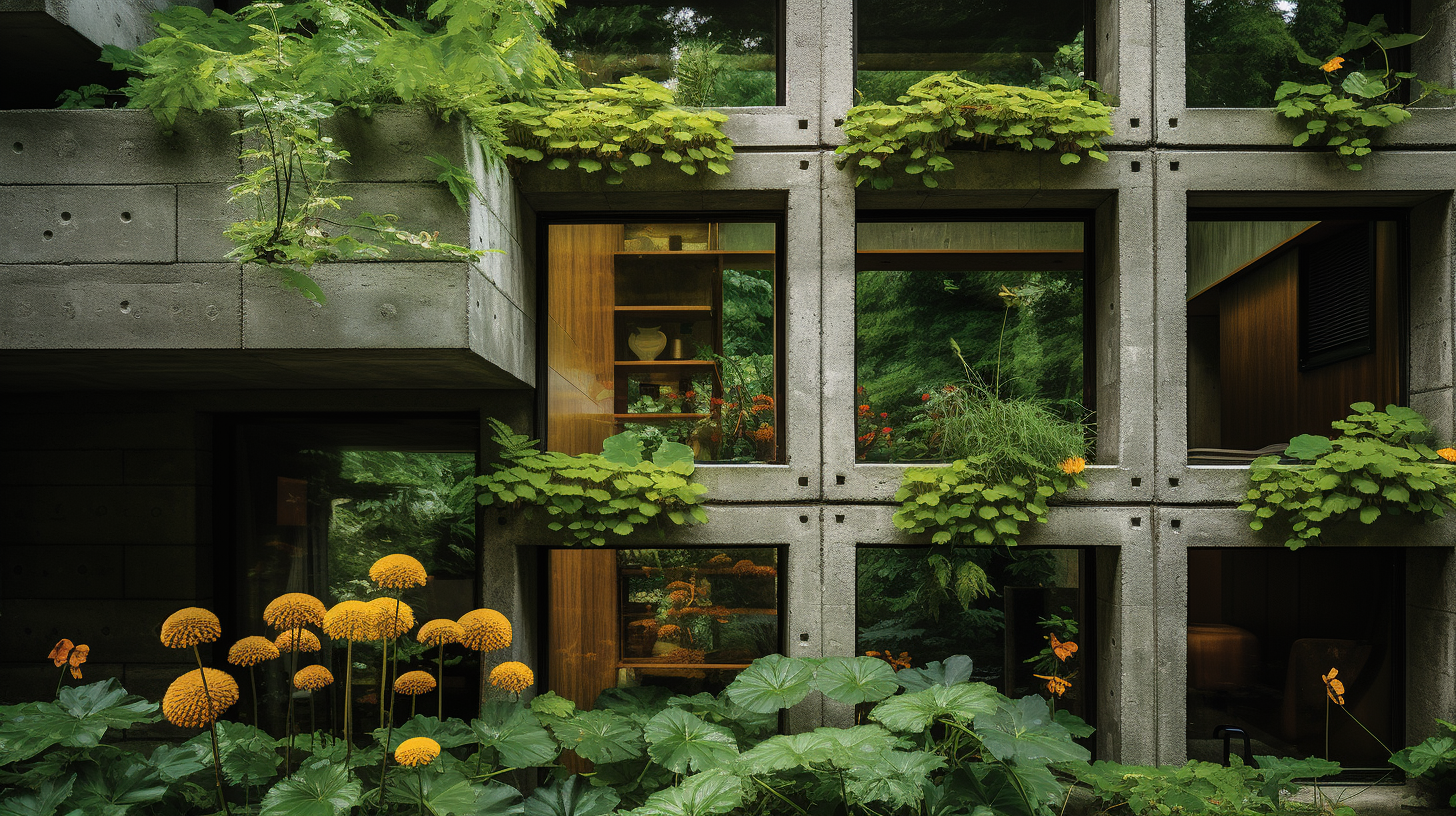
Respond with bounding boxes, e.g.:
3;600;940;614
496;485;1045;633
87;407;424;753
1299;224;1376;370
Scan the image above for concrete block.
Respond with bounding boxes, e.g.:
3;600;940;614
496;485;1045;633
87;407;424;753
0;185;177;263
0;598;207;665
123;448;207;486
10;484;198;546
0;448;124;485
0;109;239;185
1411;319;1454;393
468;271;535;388
125;545;201;599
1412;387;1455;441
324;106;465;182
4;544;125;599
241;262;470;349
0;264;242;349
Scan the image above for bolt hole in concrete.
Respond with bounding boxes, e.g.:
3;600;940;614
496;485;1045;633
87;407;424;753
120;212;132;222
799;160;809;169
60;212;71;222
42;230;53;241
1130;117;1140;127
120;301;131;314
1131;160;1141;172
1169;117;1179;128
11;141;21;153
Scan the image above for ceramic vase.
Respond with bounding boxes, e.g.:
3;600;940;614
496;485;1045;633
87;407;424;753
628;326;667;361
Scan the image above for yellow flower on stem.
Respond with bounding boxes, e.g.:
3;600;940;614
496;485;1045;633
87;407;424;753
458;608;512;652
273;629;321;653
163;668;240;728
394;671;436;696
490;662;534;694
369;554;428;590
160;607;222;649
1322;668;1345;705
263;593;326;631
417;619;463;646
1035;674;1071;696
1059;457;1086;475
369;597;415;639
1321;56;1346;72
293;665;334;690
394;737;441;767
228;636;280;667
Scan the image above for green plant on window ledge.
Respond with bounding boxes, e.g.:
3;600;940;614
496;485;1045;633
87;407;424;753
1275;15;1456;171
476;419;708;547
1240;402;1456;550
835;73;1112;190
892;289;1091;547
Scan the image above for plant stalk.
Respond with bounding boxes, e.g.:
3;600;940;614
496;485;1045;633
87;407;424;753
437;642;445;720
345;639;355;768
286;624;299;775
193;645;231;816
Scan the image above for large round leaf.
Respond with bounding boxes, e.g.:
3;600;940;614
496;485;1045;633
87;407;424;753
474;701;560;768
812;656;899;705
260;761;362;816
870;684;999;733
723;655;815;714
626;769;742;816
643;708;738;773
524;775;619;816
547;709;643;764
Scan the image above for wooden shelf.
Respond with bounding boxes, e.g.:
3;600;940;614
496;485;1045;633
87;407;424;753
615;413;708;421
619;662;753;670
613;251;774;257
615;360;717;369
615;305;714;321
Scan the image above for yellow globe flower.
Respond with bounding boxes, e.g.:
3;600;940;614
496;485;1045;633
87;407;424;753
489;662;534;694
162;668;239;728
393;670;437;695
417;619;464;647
293;665;334;690
368;597;415;639
323;600;380;642
227;636;279;667
274;629;321;653
263;593;326;631
160;607;222;649
369;554;428;590
458;609;511;652
394;737;441;767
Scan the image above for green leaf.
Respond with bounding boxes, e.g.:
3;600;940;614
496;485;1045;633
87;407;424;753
976;696;1090;765
600;432;645;466
626;769;742;816
260;762;363;816
1285;434;1333;460
0;774;74;816
812;656;900;705
1360;505;1381;524
0;679;159;765
387;770;512;816
870;684;999;733
724;654;816;713
642;708;738;773
373;715;476;750
147;742;209;782
896;655;975;690
846;750;946;809
1342;71;1389;98
548;710;643;764
473;701;559;767
524;775;618;816
652;441;696;469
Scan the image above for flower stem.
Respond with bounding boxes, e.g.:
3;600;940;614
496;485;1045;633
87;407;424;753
437;643;445;720
344;639;355;768
285;625;300;775
1340;703;1396;756
55;665;67;698
250;665;259;730
194;645;231;816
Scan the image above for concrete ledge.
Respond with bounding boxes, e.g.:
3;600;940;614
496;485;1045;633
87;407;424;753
1;185;177;263
0;109;240;185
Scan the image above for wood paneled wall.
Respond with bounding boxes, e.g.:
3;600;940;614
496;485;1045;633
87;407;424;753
1215;223;1399;450
547;224;619;457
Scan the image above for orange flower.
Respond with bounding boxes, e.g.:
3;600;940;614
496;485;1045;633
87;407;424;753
1322;668;1345;705
48;639;75;667
1035;674;1071;696
922;393;931;401
1321;56;1346;72
1059;457;1086;475
68;644;90;679
1437;447;1456;462
1050;634;1078;662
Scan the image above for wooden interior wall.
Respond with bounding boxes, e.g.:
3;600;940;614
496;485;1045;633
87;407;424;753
547;224;619;457
547;548;619;712
1216;223;1400;450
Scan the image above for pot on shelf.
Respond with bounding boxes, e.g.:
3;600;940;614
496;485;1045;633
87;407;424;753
628;326;667;361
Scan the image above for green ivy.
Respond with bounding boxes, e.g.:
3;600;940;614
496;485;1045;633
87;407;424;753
1275;15;1456;170
1240;403;1456;549
499;76;734;184
892;456;1087;546
475;419;708;547
836;74;1112;190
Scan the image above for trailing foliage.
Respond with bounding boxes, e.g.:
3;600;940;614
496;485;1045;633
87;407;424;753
1392;718;1456;807
1075;755;1343;815
893;454;1087;546
499;76;734;184
1275;15;1456;170
1240;402;1456;550
476;418;708;546
836;74;1112;189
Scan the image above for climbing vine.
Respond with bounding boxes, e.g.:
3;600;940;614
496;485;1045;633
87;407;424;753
836;74;1112;189
477;419;709;547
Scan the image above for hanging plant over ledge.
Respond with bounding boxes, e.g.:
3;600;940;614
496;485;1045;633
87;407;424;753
499;76;734;184
1241;403;1456;549
476;419;708;547
835;74;1112;190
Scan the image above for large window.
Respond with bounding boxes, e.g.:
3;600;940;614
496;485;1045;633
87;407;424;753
548;0;781;106
855;0;1090;103
546;220;781;463
854;218;1092;463
1187;548;1403;771
224;416;480;739
1186;213;1403;463
857;547;1092;724
1186;1;1409;108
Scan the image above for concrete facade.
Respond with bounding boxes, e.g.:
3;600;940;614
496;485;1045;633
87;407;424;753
2;0;1456;785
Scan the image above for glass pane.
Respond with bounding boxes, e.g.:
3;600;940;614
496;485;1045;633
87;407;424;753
547;222;780;463
855;0;1086;103
1187;548;1402;770
1185;219;1400;462
856;547;1089;720
618;547;780;694
236;424;479;739
549;0;779;106
1186;1;1409;108
855;221;1088;463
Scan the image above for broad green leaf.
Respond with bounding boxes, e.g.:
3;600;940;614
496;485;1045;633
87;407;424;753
643;708;737;773
548;710;643;764
723;654;815;713
524;774;618;816
813;656;900;705
147;742;209;782
1391;737;1455;776
600;433;645;466
1342;71;1389;98
474;701;560;767
896;655;974;690
846;750;946;809
976;696;1090;765
0;680;159;765
652;441;695;469
387;770;510;816
260;761;363;816
870;684;999;733
69;758;167;815
373;715;475;750
0;774;75;816
626;769;741;816
1285;434;1333;460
